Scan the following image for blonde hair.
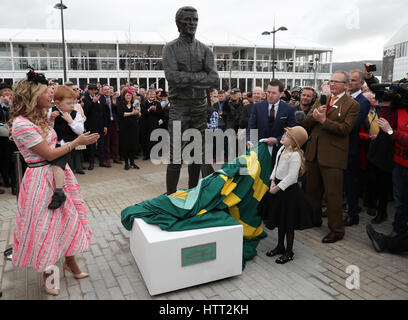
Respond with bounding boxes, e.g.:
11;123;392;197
286;135;307;178
9;79;50;137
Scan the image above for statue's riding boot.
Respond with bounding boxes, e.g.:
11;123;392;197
166;164;181;195
188;163;202;190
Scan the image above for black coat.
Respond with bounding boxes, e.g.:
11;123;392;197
141;100;163;133
83;93;108;132
367;131;395;173
236;103;253;129
117;102;140;155
217;100;236;130
100;95;119;126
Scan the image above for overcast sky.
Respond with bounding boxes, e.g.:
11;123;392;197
1;0;406;62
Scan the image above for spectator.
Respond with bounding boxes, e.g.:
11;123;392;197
83;84;109;170
159;91;170;130
247;79;296;168
210;88;219;105
343;70;370;227
377;88;408;237
294;87;315;115
366;224;408;254
100;85;121;167
140;89;163;160
117;88;141;170
303;71;360;244
320;81;331;96
0;83;17;195
10;71;99;296
236;98;252;129
252;87;264;104
360;91;392;224
65;82;87;174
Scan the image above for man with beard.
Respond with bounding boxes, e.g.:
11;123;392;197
163;6;219;195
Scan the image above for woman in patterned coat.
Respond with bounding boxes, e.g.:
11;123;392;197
10;69;100;296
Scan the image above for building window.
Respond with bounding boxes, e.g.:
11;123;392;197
109;78;118;91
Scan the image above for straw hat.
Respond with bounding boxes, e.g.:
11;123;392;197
284;126;308;149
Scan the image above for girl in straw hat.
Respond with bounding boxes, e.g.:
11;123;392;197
258;126;313;264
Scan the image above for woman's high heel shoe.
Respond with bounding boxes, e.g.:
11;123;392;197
63;262;89;279
43;272;60;296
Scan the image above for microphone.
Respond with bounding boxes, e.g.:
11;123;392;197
320;94;327;106
295;111;306;123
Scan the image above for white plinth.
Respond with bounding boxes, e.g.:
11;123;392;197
130;218;243;296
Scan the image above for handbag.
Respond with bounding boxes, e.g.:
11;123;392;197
0;122;9;137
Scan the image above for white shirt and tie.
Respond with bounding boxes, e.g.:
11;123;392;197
259;100;281;155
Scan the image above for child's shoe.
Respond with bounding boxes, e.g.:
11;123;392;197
48;189;66;210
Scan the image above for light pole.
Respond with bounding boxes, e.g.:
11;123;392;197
262;26;288;80
313;56;320;90
54;1;68;83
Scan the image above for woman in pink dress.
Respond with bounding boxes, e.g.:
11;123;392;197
10;69;100;296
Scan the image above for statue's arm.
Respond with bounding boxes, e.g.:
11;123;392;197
163;45;219;88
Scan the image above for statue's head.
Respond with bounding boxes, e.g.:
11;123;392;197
175;6;198;37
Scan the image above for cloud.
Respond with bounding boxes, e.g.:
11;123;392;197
0;0;407;62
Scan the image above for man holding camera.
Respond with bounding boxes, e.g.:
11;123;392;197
303;71;360;244
376;88;408;237
294;87;316;125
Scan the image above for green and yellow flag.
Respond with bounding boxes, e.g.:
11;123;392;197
121;143;272;268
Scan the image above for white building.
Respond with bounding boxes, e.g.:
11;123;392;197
383;24;408;82
0;28;333;91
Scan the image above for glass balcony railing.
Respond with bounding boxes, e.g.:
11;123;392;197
118;58;163;71
0;58;12;70
5;57;331;74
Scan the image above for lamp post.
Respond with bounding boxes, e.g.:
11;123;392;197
313;56;320;90
262;26;288;80
54;1;68;83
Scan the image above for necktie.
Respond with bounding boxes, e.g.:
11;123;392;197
327;95;338;113
269;104;275;124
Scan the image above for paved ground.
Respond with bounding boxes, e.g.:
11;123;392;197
0;159;407;300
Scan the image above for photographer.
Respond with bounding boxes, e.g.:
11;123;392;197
289;87;302;108
376;83;408;237
293;87;316;125
363;63;379;90
229;88;243;132
366;224;408;254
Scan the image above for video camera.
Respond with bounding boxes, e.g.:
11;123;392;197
370;79;408;110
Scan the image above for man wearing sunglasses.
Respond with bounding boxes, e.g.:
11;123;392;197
303;71;360;244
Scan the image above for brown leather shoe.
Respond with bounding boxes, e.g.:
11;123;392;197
113;159;123;164
322;233;343;244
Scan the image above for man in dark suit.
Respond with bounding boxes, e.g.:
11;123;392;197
140;89;163;160
83;84;109;170
100;85;121;167
344;70;370;226
303;71;360;244
247;80;296;168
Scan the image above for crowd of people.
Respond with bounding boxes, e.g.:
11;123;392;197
1;64;408;274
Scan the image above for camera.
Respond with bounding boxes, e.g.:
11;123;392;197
291;94;301;102
366;64;377;73
370;80;408;109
